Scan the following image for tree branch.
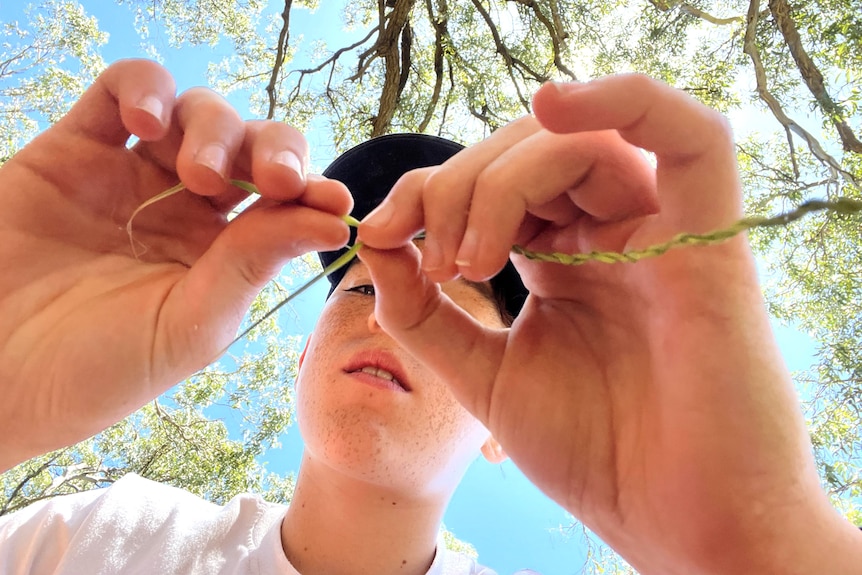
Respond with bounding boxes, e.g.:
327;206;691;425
286;27;378;104
783;124;800;179
370;0;418;137
418;0;448;132
266;0;294;120
768;0;862;154
648;0;769;26
398;21;413;99
0;450;66;516
508;0;577;80
547;0;568;41
437;58;455;136
468;0;533;111
742;0;858;188
350;1;394;81
152;400;202;450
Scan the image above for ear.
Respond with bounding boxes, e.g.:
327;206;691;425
480;437;507;464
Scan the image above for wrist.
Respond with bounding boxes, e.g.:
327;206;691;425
743;507;862;575
691;499;862;575
613;491;862;575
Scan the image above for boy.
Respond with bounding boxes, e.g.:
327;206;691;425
0;59;860;574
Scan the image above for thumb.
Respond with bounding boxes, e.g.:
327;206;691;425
160;205;349;367
358;244;506;424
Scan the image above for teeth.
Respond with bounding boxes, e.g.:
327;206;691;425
358;366;399;384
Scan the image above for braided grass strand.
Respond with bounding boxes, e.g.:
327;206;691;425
512;198;862;266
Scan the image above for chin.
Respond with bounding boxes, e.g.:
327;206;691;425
299;406;420;487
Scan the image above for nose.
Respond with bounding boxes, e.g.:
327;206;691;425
367;312;383;334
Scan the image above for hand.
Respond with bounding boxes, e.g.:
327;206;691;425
357;76;862;573
0;59;351;471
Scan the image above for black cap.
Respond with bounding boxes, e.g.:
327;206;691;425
318;133;528;319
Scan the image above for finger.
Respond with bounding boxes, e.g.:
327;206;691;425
243;120;307;197
358;166;465;282
532;75;742;229
357;167;431;246
359;118;541;257
173;87;247;198
491;130;657;223
357;244;505;424
164;206;351;356
205;120;312;213
56;59;176;146
133;86;245;199
227;175;353;222
415;118;543;281
453;129;658;280
301;175;354;216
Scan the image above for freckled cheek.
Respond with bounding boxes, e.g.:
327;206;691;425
420;388;484;450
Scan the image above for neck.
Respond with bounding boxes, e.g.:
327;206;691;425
281;454;449;575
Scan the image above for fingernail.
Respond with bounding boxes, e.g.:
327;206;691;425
363;201;395;229
135;95;165;125
195;144;228;177
272;150;305;181
455;228;479;267
421;236;443;272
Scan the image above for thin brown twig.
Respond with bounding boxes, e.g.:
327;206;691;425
418;0;448;131
508;0;576;80
468;0;536;111
266;0;294;120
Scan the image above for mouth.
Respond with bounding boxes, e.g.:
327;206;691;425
344;351;412;392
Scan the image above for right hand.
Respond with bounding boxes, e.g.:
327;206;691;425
357;77;862;573
0;59;352;471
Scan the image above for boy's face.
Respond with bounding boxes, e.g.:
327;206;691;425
296;254;504;498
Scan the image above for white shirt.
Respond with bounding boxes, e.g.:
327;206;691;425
0;474;538;575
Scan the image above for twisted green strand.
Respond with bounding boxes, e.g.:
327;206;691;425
127;181;862;349
513;198;862;265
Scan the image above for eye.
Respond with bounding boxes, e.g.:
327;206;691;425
345;284;375;296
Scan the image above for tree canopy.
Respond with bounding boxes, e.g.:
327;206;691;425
1;0;860;571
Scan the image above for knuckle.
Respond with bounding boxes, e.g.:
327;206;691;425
706;109;733;138
473;164;505;199
421;166;458;203
629;72;658;88
108;58;167;77
248;120;309;161
177;88;242;125
234;256;277;290
389;167;432;206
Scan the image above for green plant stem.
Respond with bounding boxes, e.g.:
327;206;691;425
221;240;363;354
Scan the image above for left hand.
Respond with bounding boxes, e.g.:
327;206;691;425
356;76;862;574
0;60;351;470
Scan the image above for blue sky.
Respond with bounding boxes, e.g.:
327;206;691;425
3;1;822;573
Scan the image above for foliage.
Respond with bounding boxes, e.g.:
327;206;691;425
0;1;106;162
1;279;301;514
440;524;479;559
1;0;861;572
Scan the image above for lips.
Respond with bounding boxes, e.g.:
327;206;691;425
344;350;412;392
